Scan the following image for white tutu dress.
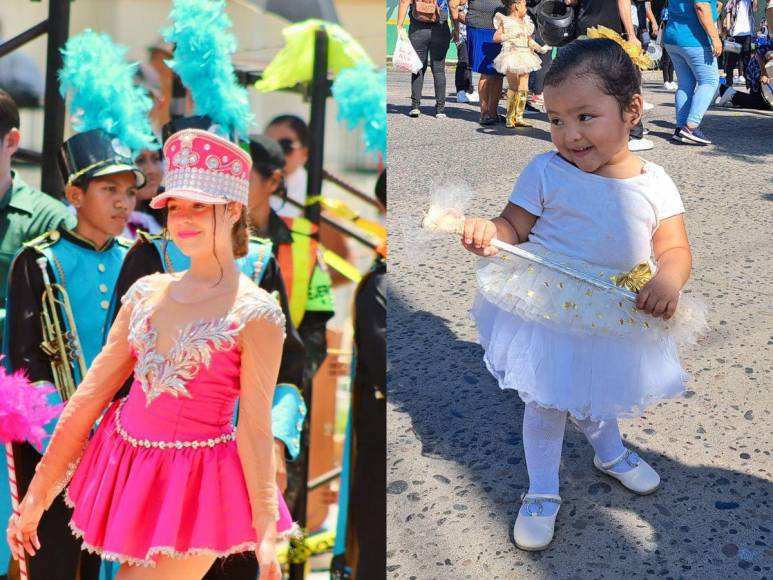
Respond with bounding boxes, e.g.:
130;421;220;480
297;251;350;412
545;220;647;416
492;13;543;75
472;152;706;421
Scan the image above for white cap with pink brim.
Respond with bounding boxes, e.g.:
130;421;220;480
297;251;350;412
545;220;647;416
150;128;252;210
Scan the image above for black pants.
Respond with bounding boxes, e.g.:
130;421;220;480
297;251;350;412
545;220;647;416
527;19;553;94
10;443;101;580
409;21;452;111
724;34;753;82
732;87;772;110
661;44;674;83
455;39;474;93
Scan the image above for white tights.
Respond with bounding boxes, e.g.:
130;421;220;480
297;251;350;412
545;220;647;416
522;402;626;496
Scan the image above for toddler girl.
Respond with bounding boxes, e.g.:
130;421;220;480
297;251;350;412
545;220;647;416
493;0;548;127
462;38;696;551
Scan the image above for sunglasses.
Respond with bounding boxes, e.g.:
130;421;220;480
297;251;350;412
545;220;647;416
278;138;302;154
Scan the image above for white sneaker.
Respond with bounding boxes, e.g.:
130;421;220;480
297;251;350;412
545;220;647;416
628;137;654;151
513;493;561;551
643;101;655;111
665;81;678;91
593;449;660;495
716;87;736;107
456;90;470;103
467;90;480;103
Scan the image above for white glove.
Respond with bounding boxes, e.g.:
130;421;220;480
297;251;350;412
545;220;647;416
540;44;552;54
398;27;409;41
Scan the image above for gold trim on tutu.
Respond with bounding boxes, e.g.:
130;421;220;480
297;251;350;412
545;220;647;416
475;242;707;344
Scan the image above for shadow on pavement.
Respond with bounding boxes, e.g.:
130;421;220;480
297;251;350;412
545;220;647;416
388;293;772;578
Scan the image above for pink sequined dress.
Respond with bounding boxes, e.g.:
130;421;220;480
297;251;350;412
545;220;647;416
26;273;294;567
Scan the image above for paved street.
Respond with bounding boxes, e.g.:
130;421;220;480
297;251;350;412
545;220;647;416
387;69;773;579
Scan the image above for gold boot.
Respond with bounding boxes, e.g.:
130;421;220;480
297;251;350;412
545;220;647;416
514;90;532;127
505;89;517;128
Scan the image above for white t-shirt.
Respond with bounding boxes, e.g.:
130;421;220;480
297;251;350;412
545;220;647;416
731;0;753;36
509;151;685;271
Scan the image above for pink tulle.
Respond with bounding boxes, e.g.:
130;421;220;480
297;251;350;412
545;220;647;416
0;361;62;450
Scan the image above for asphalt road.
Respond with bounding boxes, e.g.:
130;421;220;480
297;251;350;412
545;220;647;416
387;69;773;579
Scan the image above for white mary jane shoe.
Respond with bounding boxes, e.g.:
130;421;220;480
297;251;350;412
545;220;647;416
593;449;660;495
513;493;561;551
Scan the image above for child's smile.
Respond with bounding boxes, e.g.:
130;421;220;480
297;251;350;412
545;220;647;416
544;76;643;178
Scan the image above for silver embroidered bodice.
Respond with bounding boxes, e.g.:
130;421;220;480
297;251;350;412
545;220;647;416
122;274;285;407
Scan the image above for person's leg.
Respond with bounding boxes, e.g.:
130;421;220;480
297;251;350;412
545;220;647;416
731;87;773;109
469;28;490;119
117;554;218;580
666;44;697;129
514;73;532;126
661;44;673;83
429;24;451;114
724;36;741;80
505;72;519;127
409;24;431;110
515;402;565;550
573;416;627;468
739;35;752;85
522;403;566;500
455;40;467;93
478;75;490;118
489;74;503;120
684;46;719;128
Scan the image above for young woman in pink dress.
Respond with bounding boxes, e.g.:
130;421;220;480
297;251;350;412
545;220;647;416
7;129;293;579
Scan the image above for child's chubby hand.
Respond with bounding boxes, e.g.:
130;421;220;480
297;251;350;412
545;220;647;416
636;273;681;320
461;217;499;257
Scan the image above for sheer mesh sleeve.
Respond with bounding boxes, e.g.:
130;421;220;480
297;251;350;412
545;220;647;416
26;302;136;509
237;311;284;533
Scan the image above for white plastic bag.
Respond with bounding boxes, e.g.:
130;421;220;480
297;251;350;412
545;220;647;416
392;35;422;74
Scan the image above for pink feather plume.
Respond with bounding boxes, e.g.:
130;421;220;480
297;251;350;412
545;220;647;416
0;362;62;451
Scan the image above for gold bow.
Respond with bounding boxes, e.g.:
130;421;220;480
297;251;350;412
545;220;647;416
585;26;654;71
611;262;652;293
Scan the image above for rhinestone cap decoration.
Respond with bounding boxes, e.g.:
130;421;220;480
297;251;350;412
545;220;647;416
161;128;251;206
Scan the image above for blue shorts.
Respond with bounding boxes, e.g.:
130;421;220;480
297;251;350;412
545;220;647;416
467;25;503;76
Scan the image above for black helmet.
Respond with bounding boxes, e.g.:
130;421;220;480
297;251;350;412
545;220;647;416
537;1;575;47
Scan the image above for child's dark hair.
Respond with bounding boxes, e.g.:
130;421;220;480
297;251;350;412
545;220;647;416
544;39;642;116
501;0;522;11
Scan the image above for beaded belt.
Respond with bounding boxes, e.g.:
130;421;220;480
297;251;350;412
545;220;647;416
114;399;237;450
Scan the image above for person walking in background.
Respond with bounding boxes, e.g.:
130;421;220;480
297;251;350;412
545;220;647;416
525;0;554;113
492;0;548;128
451;0;480;103
397;0;453;118
463;0;506;124
662;0;722;145
723;0;757;85
655;1;678;90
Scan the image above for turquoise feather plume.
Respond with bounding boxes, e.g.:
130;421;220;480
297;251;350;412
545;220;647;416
332;65;386;158
58;29;157;153
163;0;253;138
